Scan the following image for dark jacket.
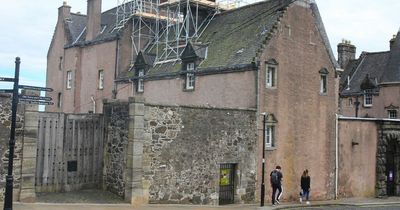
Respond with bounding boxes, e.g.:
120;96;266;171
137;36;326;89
301;175;310;190
270;170;283;186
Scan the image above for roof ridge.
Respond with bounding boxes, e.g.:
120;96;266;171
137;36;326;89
71;12;86;17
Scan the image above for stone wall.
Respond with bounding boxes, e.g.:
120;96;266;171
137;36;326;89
103;101;129;197
142;105;257;205
0;95;24;201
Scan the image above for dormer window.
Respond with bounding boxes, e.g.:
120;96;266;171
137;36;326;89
137;69;144;93
185;62;195;90
364;89;373;107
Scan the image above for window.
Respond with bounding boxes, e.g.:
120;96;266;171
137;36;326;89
266;59;278;88
320;74;327;94
66;71;72;89
98;70;104;90
364;89;373;107
57;92;62;108
265;125;274;148
319;68;329;94
59;56;63;71
186;62;195;90
388;110;397;119
137;69;144;92
264;113;277;148
349;98;353;107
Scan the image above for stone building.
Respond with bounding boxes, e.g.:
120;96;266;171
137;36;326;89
46;0;339;205
339;30;400;119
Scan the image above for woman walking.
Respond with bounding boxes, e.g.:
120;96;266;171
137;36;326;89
300;169;310;204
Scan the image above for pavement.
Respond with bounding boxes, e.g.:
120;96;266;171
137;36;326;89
1;196;400;210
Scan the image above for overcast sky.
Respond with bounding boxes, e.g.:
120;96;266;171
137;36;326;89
0;0;399;89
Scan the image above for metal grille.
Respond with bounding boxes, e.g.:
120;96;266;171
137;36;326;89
219;163;236;205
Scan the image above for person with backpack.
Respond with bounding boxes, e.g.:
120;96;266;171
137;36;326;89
300;169;311;204
270;165;283;206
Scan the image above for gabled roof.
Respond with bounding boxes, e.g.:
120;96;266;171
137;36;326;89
64;7;120;48
340;51;390;95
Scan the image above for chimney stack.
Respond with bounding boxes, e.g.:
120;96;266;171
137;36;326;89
86;0;102;41
337;39;356;69
58;1;71;22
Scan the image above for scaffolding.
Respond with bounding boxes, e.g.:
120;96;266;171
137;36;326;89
114;0;243;65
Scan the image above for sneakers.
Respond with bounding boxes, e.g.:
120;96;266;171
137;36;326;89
276;200;280;204
299;197;302;203
306;201;310;205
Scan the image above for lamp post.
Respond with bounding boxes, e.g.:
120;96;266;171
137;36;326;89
260;112;267;207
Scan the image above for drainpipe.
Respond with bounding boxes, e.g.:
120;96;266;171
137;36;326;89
112;36;120;99
335;113;339;199
91;96;96;113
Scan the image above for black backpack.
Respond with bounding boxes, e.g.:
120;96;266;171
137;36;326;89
271;170;279;185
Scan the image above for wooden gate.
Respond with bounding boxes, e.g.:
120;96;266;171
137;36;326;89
35;113;104;192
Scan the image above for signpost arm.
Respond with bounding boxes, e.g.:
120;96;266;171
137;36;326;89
3;57;20;210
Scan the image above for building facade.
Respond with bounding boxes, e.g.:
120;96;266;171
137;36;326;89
46;0;339;205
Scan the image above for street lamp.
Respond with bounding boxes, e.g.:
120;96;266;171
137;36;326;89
260;112;267;207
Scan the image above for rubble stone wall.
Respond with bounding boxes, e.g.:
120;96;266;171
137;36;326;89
103;101;129;197
0;95;24;201
143;105;257;205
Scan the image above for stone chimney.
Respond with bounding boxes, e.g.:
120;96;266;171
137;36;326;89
58;1;71;22
86;0;102;41
337;39;356;69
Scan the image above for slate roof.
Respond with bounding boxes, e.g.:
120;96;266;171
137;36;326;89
340;51;390;96
64;7;119;48
340;30;400;96
119;0;296;80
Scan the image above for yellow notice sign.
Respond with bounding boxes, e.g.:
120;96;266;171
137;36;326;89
220;169;231;186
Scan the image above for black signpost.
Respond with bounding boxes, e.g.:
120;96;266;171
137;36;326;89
1;57;53;210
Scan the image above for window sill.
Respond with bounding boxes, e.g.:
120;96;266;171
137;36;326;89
363;105;373;108
183;88;195;92
265;147;276;151
319;93;327;96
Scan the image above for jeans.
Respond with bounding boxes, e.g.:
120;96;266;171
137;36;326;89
302;189;310;201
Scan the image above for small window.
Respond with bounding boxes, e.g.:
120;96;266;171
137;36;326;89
320;74;327;94
59;56;63;71
57;92;62;108
66;71;72;89
264;114;277;148
185;62;195;90
349;98;353;107
364;89;373;107
98;70;104;90
388;110;397;119
137;69;144;92
265;125;274;148
266;66;276;88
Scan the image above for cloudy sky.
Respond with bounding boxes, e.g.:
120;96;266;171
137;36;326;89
0;0;399;89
